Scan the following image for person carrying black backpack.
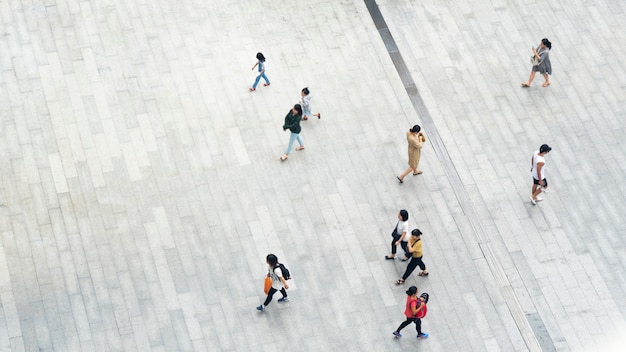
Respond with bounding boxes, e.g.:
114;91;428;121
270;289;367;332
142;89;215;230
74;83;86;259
257;254;290;311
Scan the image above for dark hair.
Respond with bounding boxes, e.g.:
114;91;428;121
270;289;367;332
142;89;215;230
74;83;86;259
410;125;421;133
411;229;422;237
406;286;418;296
302;87;310;95
256;52;266;62
293;104;303;116
266;254;278;267
539;144;552;153
399;209;409;221
541;38;552;50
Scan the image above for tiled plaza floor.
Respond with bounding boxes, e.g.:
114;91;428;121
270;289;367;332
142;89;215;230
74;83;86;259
0;0;624;351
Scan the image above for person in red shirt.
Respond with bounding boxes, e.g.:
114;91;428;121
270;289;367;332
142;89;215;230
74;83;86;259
392;286;429;339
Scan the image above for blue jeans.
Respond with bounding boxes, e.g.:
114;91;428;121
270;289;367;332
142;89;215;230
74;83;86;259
285;132;304;154
253;72;270;88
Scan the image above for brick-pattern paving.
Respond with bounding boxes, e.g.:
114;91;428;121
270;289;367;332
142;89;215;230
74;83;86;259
0;0;624;351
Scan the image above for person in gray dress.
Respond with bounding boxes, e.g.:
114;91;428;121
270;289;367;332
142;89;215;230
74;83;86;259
521;38;552;88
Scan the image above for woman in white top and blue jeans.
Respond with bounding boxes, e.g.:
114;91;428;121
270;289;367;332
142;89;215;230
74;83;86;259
250;52;270;91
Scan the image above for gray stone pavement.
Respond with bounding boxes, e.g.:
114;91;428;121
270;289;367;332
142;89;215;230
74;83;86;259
0;0;624;351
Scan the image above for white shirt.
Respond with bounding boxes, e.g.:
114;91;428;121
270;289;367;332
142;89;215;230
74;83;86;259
270;266;284;289
396;220;410;242
532;151;546;180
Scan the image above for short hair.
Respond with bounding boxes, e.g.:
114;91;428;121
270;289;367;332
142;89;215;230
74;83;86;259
302;87;310;95
539;144;552;153
399;209;409;221
410;125;421;133
411;229;422;236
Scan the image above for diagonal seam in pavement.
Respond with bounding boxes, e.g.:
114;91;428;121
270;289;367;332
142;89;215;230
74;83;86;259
363;0;542;350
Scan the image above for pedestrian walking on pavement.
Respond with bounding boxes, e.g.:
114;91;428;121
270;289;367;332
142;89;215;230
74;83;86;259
280;104;305;161
397;125;425;183
257;254;289;311
250;52;270;91
392;286;429;339
395;229;429;285
530;144;552;205
521;38;552;88
385;210;411;261
299;87;321;120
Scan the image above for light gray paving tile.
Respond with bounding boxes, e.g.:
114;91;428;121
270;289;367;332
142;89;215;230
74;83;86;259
144;223;179;310
3;0;626;350
47;153;69;194
68;294;92;343
0;249;21;340
30;301;51;350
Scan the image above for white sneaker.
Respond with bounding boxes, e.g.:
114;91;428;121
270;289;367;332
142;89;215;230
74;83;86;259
535;197;543;202
529;196;536;205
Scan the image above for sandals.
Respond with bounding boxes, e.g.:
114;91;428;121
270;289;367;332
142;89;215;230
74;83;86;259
520;83;530;88
418;271;429;276
395;279;405;285
302;116;308;120
384;255;395;260
400;256;410;262
296;146;305;151
396;176;403;184
542;82;550;87
413;171;423;176
280;155;288;161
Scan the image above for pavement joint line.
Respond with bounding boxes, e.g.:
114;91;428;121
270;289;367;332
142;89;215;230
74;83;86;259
363;0;542;350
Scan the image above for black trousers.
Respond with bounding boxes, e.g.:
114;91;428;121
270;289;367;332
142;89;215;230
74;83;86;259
391;234;409;257
396;317;423;334
263;287;287;306
402;256;426;280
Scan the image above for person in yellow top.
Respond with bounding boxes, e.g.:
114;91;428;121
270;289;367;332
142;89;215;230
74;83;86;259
397;125;426;183
395;229;429;285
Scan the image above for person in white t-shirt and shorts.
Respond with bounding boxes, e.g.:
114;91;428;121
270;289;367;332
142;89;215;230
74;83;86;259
530;144;552;205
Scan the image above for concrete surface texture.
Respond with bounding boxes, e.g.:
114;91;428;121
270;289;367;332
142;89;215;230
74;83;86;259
0;0;624;351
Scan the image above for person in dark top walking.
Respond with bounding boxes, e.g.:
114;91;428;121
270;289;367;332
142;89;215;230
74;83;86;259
280;104;304;161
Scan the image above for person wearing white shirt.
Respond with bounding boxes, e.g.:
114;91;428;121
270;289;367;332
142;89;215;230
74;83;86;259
385;210;411;261
530;144;552;205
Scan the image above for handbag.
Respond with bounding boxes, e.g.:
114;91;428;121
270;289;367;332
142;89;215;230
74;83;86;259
530;55;540;66
263;277;272;294
391;221;399;237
